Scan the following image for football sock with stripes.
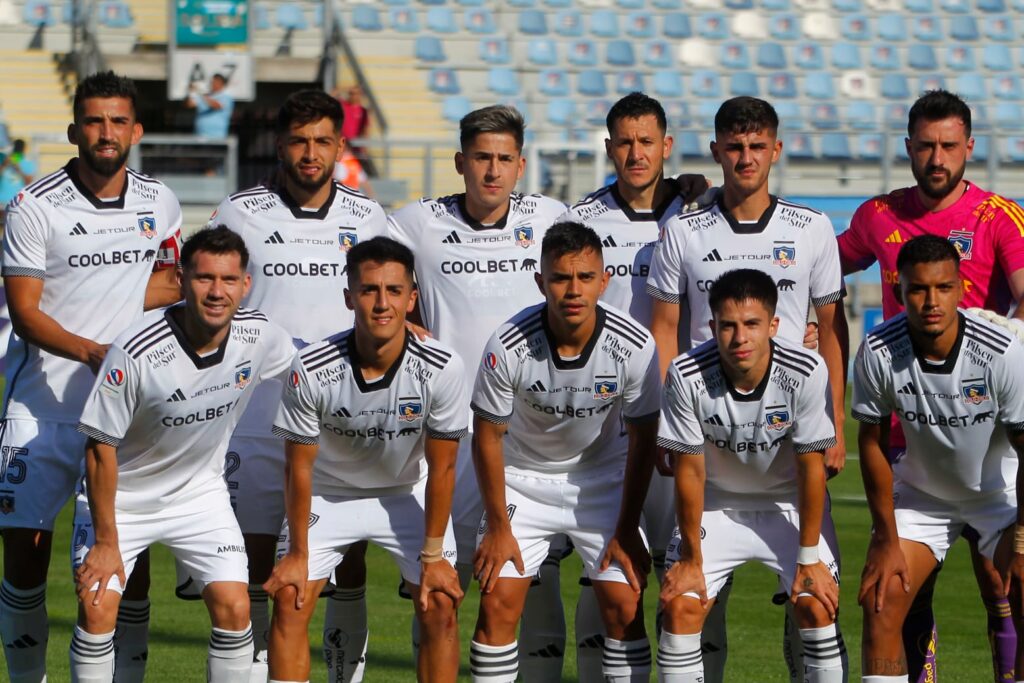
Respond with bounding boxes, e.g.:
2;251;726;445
862;677;908;682
0;580;48;683
656;631;703;682
700;573;731;683
574;579;604;681
799;624;844;682
984;596;1016;682
323;585;368;683
247;586;269;683
113;599;149;683
470;640;517;682
518;550;566;681
69;626;114;683
207;624;253;682
603;637;651;681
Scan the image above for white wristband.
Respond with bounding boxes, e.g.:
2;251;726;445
796;545;819;566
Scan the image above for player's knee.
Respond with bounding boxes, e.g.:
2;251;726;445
793;597;833;629
476;595;521;641
598;594;642;636
661;595;706;635
78;598;120;634
418;593;457;634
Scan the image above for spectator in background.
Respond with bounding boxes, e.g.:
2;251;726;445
338;84;375;175
186;73;234;139
334;147;374;197
0;138;35;223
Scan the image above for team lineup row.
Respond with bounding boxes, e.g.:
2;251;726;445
0;72;1022;683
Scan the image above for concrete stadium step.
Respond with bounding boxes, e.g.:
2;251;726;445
122;0;166;44
0;49;72;174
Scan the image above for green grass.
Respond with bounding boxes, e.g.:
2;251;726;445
1;398;997;681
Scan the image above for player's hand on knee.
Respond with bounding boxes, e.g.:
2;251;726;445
473;527;524;594
659;559;707;610
803;322;819;350
75;540;125;606
857;537;909;613
965;307;1024;343
998;546;1024;614
791;561;838;620
263;552;308;611
418;561;464;611
601;528;651;593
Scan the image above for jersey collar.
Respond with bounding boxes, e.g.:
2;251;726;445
164;304;230;370
457;193;511;231
723;341;773;402
717;194;779;235
347;330;408;392
610;180;678;222
65;160;128;210
277;180;337;220
542;305;606;370
912;311;965;375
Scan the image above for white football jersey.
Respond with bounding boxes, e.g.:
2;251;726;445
659;337;836;511
563;183;683;329
388;192;567;390
646;197;843;347
208;181;387;438
472;302;661;475
77;305;293;514
273;330;469;497
852;311;1024;503
2;163;182;423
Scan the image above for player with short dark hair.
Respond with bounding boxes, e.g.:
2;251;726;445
853;235;1024;682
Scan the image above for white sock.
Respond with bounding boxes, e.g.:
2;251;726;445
574;579;604;682
861;677;908;682
323;585;368;683
208;624;254;682
0;580;49;683
519;552;566;681
603;637;651;681
800;624;844;682
470;640;518;682
656;631;703;682
247;586;269;683
700;573;731;683
69;626;114;683
113;598;149;683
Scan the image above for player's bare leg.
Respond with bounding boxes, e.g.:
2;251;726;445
408;582;459;682
592;579;651;681
992;524;1024;676
2;528;52;683
967;532;1016;682
471;577;531;682
659;594;717;682
202;581;254;682
114;550;151;683
325;542;369;682
269;578;329;682
790;596;844;682
242;532;276;682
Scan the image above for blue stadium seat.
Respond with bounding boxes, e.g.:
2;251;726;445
420;0;445;5
544;0;573;7
539;69;570;97
276;3;307;30
616;71;645;95
578;70;608;97
811;104;840;130
804;72;836;100
877;14;907;42
977;0;1006;9
544;101;577;127
794;44;824;70
786;134;816;159
1010;0;1024;9
488;68;519;97
696;13;729;39
950;17;979;40
625;12;655;38
884;104;910;130
918;74;946;92
554;9;583;36
591;10;620;37
730;72;760;97
832;0;861;10
726;0;755;7
768;72;798;98
607;40;636;66
480;38;510;64
583;99;612;126
456;0;486;5
840;15;870;41
691;70;722;98
846;101;878;130
663;13;692;38
983;44;1013;71
994;102;1023;129
762;0;790;8
911;15;943;40
464;8;496;34
426;7;457;33
644;41;674;67
567;39;598;67
382;0;409;4
721;43;751;70
908;45;938;70
880;74;910;99
98;1;132;28
971;135;989;162
939;0;970;11
527;39;557;66
697;101;719;128
946;46;976;71
428;68;459;95
971;104;990;130
442;96;472;123
1004;137;1024;162
653;0;683;7
507;0;535;5
679;132;706;158
831;43;862;69
769;14;800;40
390;8;419;32
993;76;1024;100
352;5;382;31
821;133;852;159
518;9;547;35
857;134;884;160
653;71;684;98
664;101;691;128
775;101;803;130
983;16;1015;40
757;43;788;69
870;45;900;70
904;0;932;10
414;36;445;62
616;0;645;7
955;73;987;100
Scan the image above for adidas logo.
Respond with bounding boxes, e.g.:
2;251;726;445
884;229;903;244
527;379;547;392
332;407;352;418
703;414;724;426
264;231;285;245
897;381;917;395
6;634;39;649
442;231;462;244
702;249;723;262
601;235;618;248
166;388;186;402
69;223;87;236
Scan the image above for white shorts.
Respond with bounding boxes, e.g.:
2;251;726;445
225;434;285;536
894;483;1015;561
72;489;248;594
643;469;676;558
481;468;642;585
666;508;838;600
0;418;84;530
277;479;456;585
452;438;483;563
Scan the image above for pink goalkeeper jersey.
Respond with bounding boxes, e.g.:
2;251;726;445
839;183;1024;319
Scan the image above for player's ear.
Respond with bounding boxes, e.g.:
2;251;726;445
710;139;720;164
454;151;464;176
893;282;903;306
241;272;252;299
406;285;418;314
709;318;717;337
344;287;354;311
516;153;525;181
130;121;143;146
598;267;610;295
67;122;77;146
662;134;674;160
771;138;782;163
604;137;612;160
769;316;780;337
336;136;346;164
534;271;544;295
